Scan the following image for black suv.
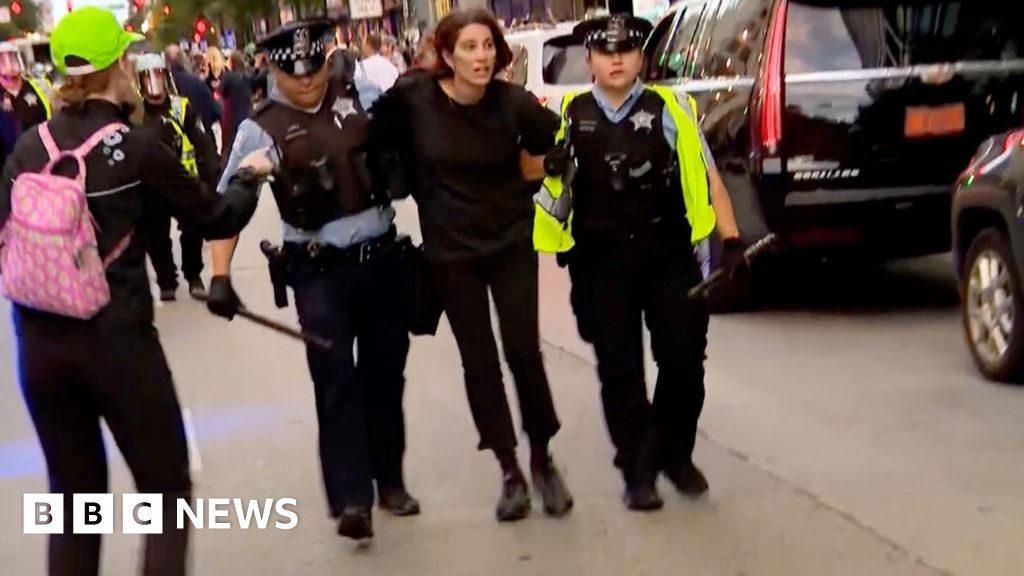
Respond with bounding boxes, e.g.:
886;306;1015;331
954;129;1024;382
645;0;1024;308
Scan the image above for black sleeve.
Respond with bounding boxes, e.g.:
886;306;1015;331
513;86;560;155
184;106;219;190
367;86;414;200
0;131;31;233
138;132;258;240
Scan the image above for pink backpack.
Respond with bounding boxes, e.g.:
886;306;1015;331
0;122;131;319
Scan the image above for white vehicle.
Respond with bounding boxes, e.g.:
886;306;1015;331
501;22;591;112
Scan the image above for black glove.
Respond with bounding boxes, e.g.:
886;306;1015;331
720;237;747;280
543;143;570;177
207;275;243;320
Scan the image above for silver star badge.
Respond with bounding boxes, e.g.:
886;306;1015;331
629;110;655;131
24;93;37;107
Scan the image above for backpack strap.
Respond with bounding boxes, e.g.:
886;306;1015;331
73;123;127;159
40;123;127;186
37;122;60;161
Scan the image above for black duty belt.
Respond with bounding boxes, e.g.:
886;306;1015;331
285;228;398;265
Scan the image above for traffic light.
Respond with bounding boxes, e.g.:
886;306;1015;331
196;18;207;35
163;4;170;15
11;1;21;16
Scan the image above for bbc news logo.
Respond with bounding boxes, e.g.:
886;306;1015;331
24;494;299;534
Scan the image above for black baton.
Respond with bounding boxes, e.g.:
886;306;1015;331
688;233;777;300
192;292;333;350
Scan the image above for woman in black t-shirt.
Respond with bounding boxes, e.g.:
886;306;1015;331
370;8;572;523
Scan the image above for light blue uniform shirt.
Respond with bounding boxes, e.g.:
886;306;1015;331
589;80;716;167
218;78;393;248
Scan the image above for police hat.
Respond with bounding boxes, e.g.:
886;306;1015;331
574;15;653;53
258;18;333;77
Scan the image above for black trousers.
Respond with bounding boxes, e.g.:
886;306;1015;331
432;241;560;451
14;313;191;576
148;209;204;290
287;242;411;510
569;239;709;485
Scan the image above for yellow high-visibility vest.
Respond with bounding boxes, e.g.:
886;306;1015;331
25;77;51;119
168;95;198;177
533;85;716;253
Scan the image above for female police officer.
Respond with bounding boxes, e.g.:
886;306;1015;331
533;15;745;511
207;18;417;541
1;8;267;575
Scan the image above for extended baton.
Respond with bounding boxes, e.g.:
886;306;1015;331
688;233;777;300
192;292;333;350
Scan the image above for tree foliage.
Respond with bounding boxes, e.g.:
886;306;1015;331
0;0;41;39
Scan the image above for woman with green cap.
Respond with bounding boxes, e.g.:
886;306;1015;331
0;8;270;575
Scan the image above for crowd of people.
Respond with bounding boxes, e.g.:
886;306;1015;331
0;5;748;575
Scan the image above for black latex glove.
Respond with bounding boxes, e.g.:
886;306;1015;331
207;275;243;320
544;143;570;177
720;237;747;280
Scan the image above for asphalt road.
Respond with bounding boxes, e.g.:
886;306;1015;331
1;196;1022;576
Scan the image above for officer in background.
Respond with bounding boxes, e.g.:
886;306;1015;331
206;18;418;542
135;53;219;300
0;41;51;165
533;15;746;511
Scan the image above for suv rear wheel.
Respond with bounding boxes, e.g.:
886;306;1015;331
962;228;1024;383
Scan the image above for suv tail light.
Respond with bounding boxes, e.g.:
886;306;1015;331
761;0;788;157
961;129;1024;185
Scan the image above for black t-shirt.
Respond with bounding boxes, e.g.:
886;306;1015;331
371;75;559;260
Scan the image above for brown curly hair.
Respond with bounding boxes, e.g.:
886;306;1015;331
433;8;513;78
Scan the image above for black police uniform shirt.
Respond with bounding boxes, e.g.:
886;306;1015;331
371;74;560;261
0;81;48;163
0;100;258;326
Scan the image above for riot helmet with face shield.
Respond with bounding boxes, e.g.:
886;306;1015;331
134;52;173;104
0;42;25;92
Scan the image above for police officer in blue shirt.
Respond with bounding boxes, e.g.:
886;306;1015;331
205;18;416;541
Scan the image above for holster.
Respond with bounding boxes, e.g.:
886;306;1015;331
260;240;289;309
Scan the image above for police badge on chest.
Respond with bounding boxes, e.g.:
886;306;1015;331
331;97;356;130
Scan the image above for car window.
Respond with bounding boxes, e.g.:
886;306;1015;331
542;36;591;85
645;11;678;81
785;1;1024;74
500;43;529;86
663;2;710;80
699;0;772;78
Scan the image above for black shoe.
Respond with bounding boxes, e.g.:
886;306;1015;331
160;287;177;302
378;488;421;517
531;458;573;518
664;462;709;496
187;278;206;298
496;473;531;522
336;506;373;541
623;483;664;512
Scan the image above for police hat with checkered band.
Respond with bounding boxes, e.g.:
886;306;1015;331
574;15;652;53
258;18;333;77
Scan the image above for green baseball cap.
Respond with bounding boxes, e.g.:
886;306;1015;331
51;7;144;76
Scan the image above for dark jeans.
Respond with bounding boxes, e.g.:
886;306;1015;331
148;209;204;289
14;313;191;576
287;242;411;510
432;242;560;451
569;240;709;485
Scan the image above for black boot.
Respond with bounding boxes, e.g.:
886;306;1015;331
378;486;421;517
187;277;206;298
664;462;709;496
160;286;177;302
496;473;531;522
531;456;573;518
337;506;373;541
623;482;664;512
